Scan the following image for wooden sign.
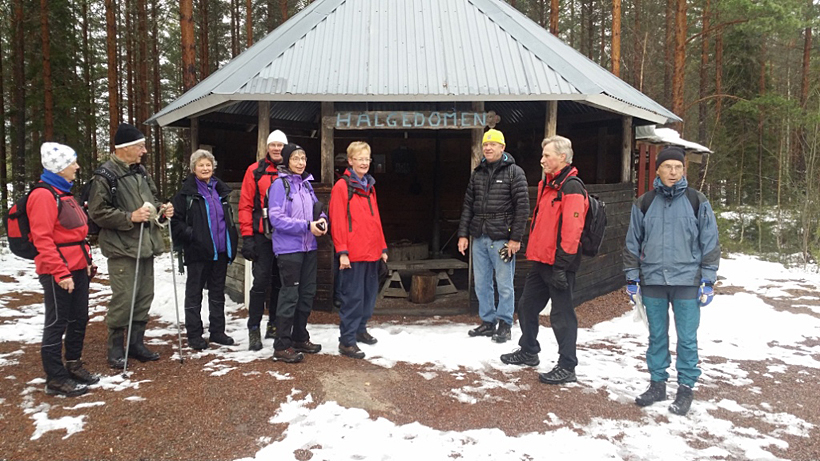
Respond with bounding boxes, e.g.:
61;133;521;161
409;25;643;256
324;111;493;130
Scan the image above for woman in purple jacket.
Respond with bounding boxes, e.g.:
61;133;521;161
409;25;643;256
268;144;328;363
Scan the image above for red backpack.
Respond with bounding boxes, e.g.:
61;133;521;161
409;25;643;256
3;184;62;260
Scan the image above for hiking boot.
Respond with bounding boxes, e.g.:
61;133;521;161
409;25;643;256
66;360;100;385
293;340;322;354
107;328;126;369
356;331;378;345
209;332;235;346
668;384;694;416
500;348;539;367
492;321;512;343
128;322;160;362
635;380;667;407
338;343;365;359
45;377;88;397
538;365;577;385
265;321;276;339
468;321;496;337
188;336;209;351
248;328;263;351
272;348;304;363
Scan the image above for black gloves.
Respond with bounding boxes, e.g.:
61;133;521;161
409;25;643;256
241;236;257;261
549;268;569;291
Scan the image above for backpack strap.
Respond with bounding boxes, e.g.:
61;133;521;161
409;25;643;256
639;187;700;216
341;174;372;232
93;166;122;206
252;159;276;212
30;183;63;213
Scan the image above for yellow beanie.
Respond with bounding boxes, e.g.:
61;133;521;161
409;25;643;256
482;129;505;146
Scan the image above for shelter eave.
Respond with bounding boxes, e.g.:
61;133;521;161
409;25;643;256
583;94;681;126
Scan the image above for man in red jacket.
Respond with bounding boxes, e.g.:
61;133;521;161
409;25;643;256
238;129;287;351
500;135;589;385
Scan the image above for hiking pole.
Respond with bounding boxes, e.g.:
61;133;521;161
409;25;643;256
122;221;146;378
167;217;185;364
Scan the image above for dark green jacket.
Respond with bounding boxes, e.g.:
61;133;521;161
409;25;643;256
88;155;166;259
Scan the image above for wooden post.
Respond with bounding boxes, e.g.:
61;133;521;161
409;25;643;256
545;100;558;137
257;100;270;160
621;116;632;182
470;101;484;169
637;143;648;196
648;145;658;191
321;101;334;184
190;116;199;149
410;272;437;304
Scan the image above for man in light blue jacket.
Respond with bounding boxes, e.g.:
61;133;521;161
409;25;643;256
623;145;720;416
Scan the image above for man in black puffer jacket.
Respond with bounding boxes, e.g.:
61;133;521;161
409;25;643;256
458;129;530;343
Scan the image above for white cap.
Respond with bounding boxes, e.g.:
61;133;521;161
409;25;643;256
267;130;288;145
41;142;77;174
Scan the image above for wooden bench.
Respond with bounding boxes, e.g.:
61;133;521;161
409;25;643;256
379;258;468;298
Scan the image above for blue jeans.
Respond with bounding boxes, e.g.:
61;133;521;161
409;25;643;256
471;235;515;326
642;285;701;387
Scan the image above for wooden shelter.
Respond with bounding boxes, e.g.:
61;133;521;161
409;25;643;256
147;0;681;312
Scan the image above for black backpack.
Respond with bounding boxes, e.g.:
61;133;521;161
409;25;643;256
78;165;145;235
4;184;62;259
558;176;607;257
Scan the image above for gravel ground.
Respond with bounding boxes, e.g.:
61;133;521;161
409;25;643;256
1;287;819;460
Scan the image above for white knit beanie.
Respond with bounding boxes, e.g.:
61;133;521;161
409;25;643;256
41;142;77;174
266;130;288;145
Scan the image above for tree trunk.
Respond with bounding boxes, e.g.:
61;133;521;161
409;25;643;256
137;0;150;170
125;0;135;125
757;41;766;253
796;4;812;175
698;0;710;145
715;22;723;122
631;0;641;87
279;0;288;22
267;0;276;32
611;0;621;76
105;0;119;151
671;0;686;131
81;0;96;177
40;0;54;140
152;0;163;196
12;0;26;196
231;0;239;57
549;0;559;34
0;35;7;215
246;0;253;47
664;0;673;106
199;0;210;79
181;0;197;91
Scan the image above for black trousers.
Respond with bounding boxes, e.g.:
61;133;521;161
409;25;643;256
274;251;317;350
247;233;280;330
40;269;90;381
184;253;229;338
517;262;578;370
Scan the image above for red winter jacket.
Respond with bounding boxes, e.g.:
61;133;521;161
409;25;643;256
329;170;387;262
238;156;279;237
526;166;588;271
28;185;91;281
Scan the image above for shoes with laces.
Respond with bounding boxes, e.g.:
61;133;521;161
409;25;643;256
338;343;365;359
272;347;304;363
66;360;100;385
500;348;539;367
293;340;322;354
538;365;577;385
468;321;496;337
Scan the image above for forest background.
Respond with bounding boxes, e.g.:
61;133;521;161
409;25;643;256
0;0;818;264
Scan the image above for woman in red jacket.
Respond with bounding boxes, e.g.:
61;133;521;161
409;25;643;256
29;143;98;397
329;141;388;359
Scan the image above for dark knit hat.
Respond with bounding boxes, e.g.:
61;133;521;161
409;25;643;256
114;123;145;149
280;143;305;167
656;145;685;167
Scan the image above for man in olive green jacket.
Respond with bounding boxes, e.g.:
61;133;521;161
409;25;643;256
88;123;174;369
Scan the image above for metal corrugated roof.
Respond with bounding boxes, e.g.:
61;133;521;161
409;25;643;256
147;0;680;127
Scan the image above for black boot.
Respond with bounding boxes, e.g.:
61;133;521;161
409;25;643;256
248;328;263;351
107;328;126;369
265;321;277;339
45;377;88;397
635;380;667;407
468;321;496;337
669;384;694;416
492;321;512;343
66;360;100;385
128;322;160;362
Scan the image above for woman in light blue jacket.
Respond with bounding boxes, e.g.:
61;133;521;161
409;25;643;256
267;144;327;363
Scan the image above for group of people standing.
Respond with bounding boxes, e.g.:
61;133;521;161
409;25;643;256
26;124;388;397
458;130;719;416
26;123;718;417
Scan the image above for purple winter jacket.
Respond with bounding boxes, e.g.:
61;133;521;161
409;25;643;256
268;170;325;256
